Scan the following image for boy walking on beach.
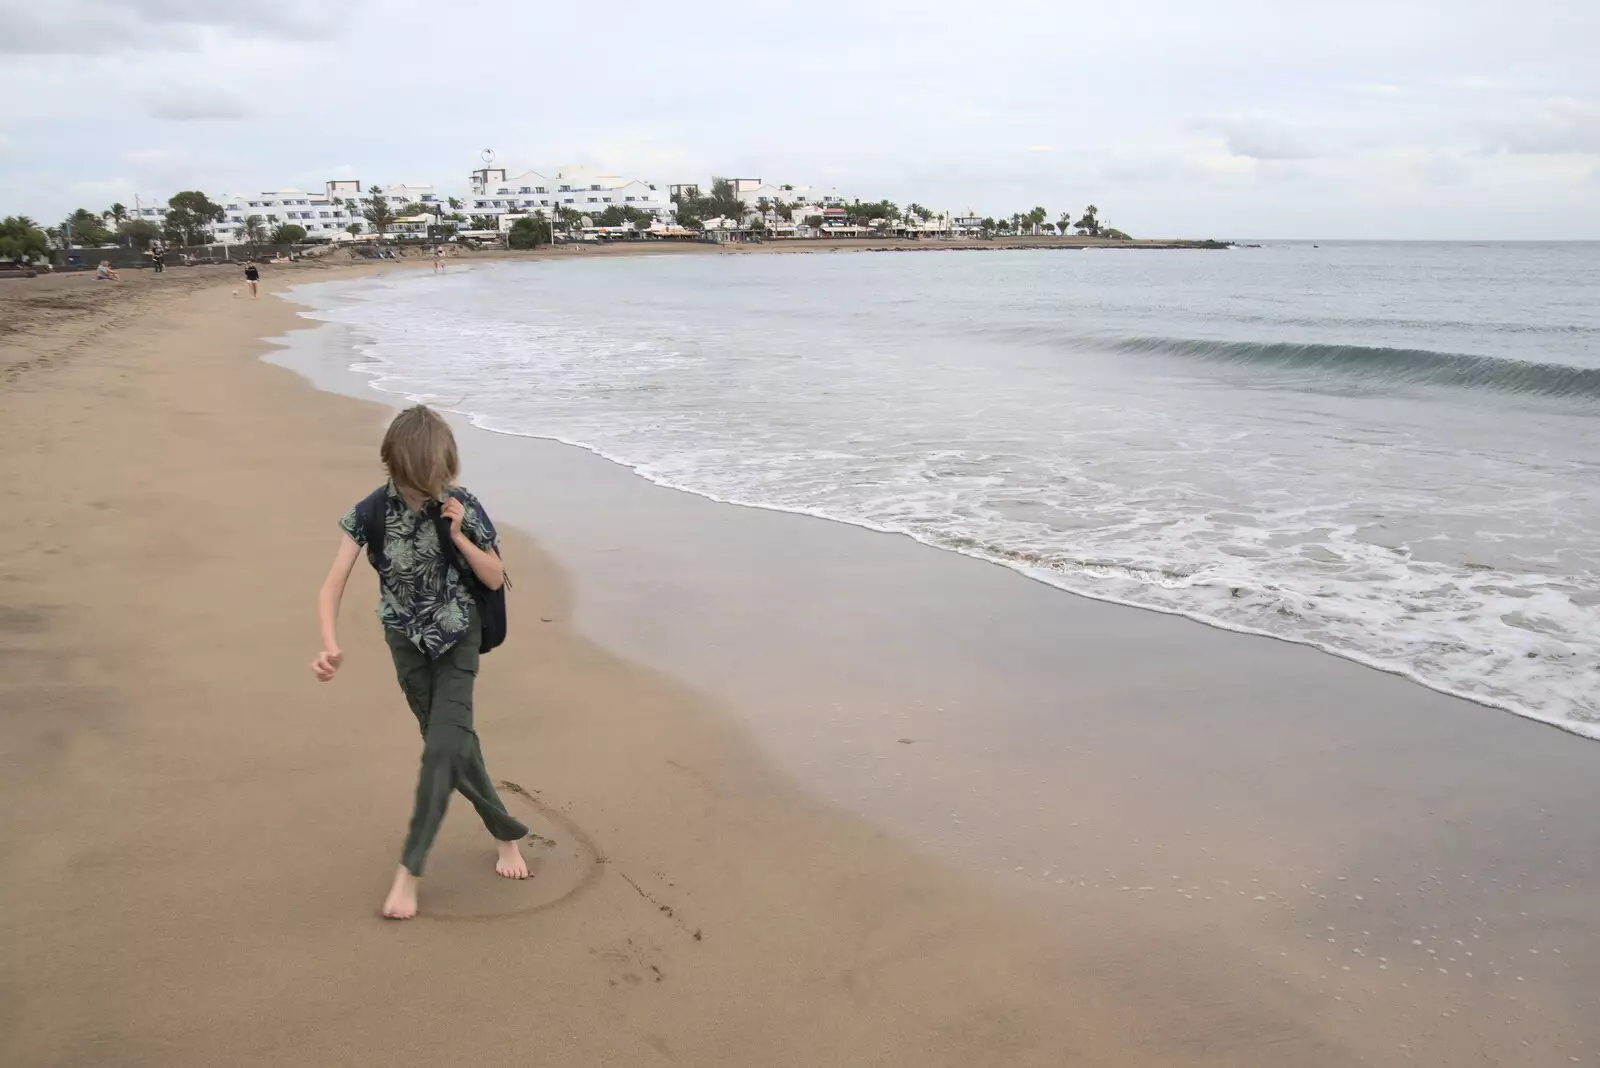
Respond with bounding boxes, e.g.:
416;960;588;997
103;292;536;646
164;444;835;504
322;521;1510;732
311;405;529;919
243;263;260;298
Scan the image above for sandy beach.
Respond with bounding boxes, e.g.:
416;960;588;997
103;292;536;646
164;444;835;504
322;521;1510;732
3;256;1598;1067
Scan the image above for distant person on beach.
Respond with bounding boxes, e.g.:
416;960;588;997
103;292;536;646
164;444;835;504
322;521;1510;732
243;263;260;298
151;249;164;273
432;246;443;273
94;260;119;281
311;405;527;920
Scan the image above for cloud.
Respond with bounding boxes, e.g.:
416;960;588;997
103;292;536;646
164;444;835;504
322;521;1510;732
121;148;188;168
1203;115;1322;160
1481;98;1600;155
1413;150;1470;186
142;85;253;122
0;0;349;55
69;178;138;202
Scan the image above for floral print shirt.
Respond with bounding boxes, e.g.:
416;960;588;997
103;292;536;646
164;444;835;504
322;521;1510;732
340;482;500;657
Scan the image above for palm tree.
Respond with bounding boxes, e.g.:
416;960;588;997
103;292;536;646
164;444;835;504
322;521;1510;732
241;215;268;245
1028;206;1048;235
1058;212;1073;237
68;207;110;246
1075;204;1101;236
105;202;130;245
362;185;396;235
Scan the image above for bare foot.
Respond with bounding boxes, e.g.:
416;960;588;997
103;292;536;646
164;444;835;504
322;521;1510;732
382;866;419;919
495;839;530;879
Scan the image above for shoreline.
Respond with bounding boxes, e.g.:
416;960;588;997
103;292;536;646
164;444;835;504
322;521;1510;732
0;231;1230;293
385;397;1600;745
4;262;1598;1066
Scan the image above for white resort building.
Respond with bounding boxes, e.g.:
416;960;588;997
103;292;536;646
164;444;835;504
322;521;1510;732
124;164;953;246
210;181;447;243
128;197;170;225
734;181;851;210
465;165;671;226
703;178;868;237
213;185;356;242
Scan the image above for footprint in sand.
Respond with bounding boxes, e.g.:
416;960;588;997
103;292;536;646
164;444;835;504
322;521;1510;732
418;780;602;921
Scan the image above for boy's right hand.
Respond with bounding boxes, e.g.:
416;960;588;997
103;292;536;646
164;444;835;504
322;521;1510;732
312;647;343;682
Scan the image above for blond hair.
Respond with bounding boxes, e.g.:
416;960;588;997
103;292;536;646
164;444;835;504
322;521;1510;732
380;405;459;500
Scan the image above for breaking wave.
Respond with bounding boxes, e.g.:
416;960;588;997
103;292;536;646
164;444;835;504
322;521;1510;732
1106;337;1600;398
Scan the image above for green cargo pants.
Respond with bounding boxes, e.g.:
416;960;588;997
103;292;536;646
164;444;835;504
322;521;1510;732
386;612;527;876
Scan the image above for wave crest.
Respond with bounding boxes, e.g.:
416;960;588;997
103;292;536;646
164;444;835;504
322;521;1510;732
1108;336;1600;398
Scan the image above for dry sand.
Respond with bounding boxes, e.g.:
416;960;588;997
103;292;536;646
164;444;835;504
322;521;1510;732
2;258;1597;1067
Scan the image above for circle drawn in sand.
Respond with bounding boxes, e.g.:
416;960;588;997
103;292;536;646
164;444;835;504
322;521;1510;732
420;781;601;922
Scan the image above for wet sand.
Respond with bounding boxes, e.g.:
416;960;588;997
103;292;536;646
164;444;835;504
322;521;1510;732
2;263;1597;1066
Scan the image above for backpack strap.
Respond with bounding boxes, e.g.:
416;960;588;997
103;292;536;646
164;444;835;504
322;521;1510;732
358;485;389;572
440;488;504;564
433;489;477;579
436;489;510;653
433;511;467;580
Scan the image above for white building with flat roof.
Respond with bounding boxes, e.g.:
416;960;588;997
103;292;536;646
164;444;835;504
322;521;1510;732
466;165;670;225
734;181;851;209
375;183;445;211
720;179;863;235
128;197;170;226
212;181;448;243
214;185;356;242
124;181;452;244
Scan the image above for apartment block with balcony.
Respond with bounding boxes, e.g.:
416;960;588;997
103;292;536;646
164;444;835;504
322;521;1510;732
212;181;447;243
466;166;670;226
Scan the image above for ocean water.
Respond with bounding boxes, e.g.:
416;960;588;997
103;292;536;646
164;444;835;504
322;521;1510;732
292;243;1600;739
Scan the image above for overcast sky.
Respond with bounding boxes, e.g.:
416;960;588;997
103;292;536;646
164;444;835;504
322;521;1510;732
2;0;1597;239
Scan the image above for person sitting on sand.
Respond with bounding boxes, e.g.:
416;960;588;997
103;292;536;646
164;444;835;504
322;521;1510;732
243;263;260;299
94;260;119;281
311;405;529;920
